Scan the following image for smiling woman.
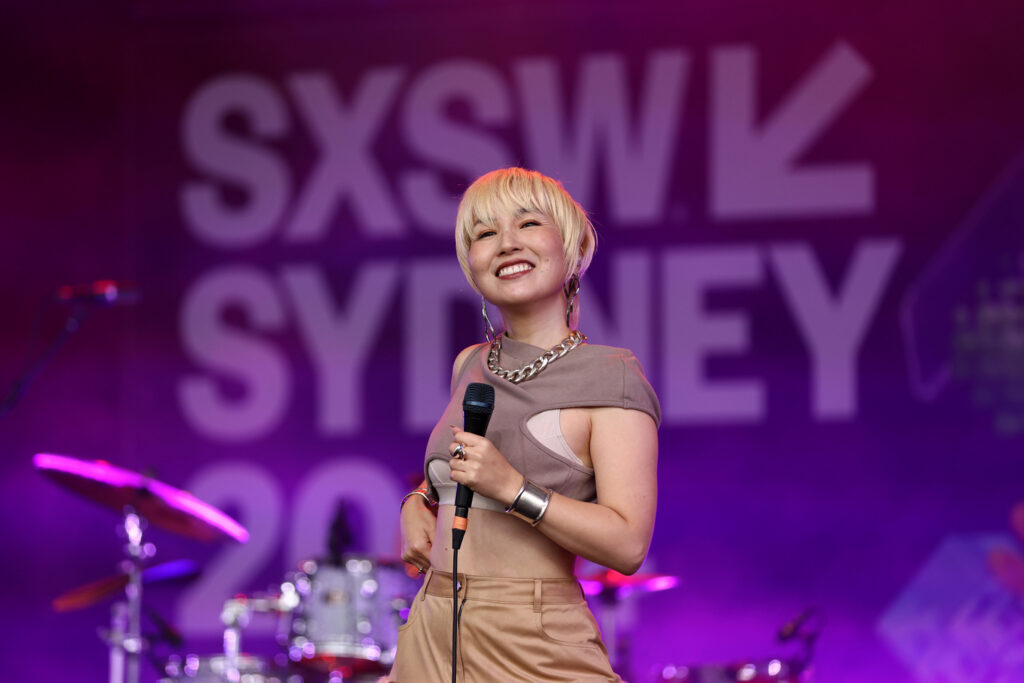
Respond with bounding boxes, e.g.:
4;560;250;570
387;168;660;683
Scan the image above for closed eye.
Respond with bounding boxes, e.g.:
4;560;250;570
474;229;496;240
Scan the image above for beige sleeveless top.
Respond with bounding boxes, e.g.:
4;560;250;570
424;337;661;509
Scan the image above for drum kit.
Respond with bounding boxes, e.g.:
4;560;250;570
36;452;817;683
35;453;418;683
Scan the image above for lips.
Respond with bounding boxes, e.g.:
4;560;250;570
496;261;534;278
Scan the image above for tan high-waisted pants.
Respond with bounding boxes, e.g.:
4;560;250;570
387;569;623;682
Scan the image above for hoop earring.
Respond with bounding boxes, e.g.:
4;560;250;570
482;296;497;343
564;274;581;329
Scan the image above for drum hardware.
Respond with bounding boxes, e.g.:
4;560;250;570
53;559;201;612
159;653;278;682
657;658;801;682
220;594;302;682
776;607;822;679
2;282;138;422
656;608;822;682
579;568;680;680
181;558;415;683
0;301;89;422
35;453;249;683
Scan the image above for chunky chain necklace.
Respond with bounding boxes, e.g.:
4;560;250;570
487;330;587;384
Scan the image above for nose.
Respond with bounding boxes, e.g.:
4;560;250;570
497;225;522;254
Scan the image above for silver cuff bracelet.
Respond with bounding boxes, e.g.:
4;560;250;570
505;477;552;526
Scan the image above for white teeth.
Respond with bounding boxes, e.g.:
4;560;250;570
498;263;533;277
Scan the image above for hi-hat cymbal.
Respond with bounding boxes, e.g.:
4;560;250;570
53;558;201;612
34;453;249;543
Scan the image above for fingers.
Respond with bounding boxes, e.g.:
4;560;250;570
402;541;431;574
450;442;467;460
448;436;476;467
448;424;486;448
400;502;434;575
403;559;429;578
448;427;492;460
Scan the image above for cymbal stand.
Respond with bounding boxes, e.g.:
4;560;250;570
596;588;633;683
221;598;252;683
101;508;154;683
107;601;128;683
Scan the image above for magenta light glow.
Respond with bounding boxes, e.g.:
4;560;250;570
33;453;249;543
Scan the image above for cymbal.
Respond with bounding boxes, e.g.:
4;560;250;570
578;569;679;598
53;559;201;612
34;453;249;543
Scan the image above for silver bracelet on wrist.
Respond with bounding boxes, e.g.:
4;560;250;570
402;489;436;510
505;477;552;526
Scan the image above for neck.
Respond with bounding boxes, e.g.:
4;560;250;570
499;299;572;349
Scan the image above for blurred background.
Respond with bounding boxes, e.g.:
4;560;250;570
2;0;1023;681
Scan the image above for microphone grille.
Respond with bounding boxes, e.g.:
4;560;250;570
463;382;495;413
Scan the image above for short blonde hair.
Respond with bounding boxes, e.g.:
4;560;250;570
455;168;597;293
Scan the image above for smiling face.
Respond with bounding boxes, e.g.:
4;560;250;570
455;168;597;300
467;208;569;311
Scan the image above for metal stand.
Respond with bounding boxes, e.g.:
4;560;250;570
107;602;128;683
101;509;154;683
221;598;251;683
597;591;633;683
0;305;88;421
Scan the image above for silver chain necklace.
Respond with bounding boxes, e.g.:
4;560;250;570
487;330;587;384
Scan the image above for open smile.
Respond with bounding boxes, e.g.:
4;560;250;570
496;261;535;278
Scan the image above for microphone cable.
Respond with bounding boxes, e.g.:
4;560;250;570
450;382;495;683
451;547;459;683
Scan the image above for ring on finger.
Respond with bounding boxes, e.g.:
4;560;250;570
453;443;466;460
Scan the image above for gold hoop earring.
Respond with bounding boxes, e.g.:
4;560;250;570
564;274;581;329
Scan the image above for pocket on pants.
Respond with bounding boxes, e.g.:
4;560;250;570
535;602;603;649
397;589;425;632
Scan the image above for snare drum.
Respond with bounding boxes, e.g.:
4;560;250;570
286;556;418;673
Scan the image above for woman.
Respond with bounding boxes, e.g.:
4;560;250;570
388;168;659;682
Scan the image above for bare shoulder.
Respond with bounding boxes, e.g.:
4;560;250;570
589;406;658;482
590;405;658;433
451;344;483;385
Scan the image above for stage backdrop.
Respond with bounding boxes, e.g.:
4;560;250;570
2;1;1024;681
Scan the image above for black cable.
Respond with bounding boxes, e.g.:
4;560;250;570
457;594;467;678
451;548;459;683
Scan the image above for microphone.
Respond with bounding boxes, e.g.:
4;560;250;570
54;280;139;307
451;382;495;550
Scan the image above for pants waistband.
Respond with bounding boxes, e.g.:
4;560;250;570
423;569;585;607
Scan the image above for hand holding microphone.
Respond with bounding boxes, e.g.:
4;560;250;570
447;428;522;501
450;382;524;549
449;383;492;549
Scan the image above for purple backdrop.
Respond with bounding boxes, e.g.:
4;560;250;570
3;1;1024;681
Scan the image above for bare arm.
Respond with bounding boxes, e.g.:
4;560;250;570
400;478;436;572
399;345;479;571
533;407;658;573
448;406;658;575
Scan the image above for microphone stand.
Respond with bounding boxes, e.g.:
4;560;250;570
0;303;89;421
